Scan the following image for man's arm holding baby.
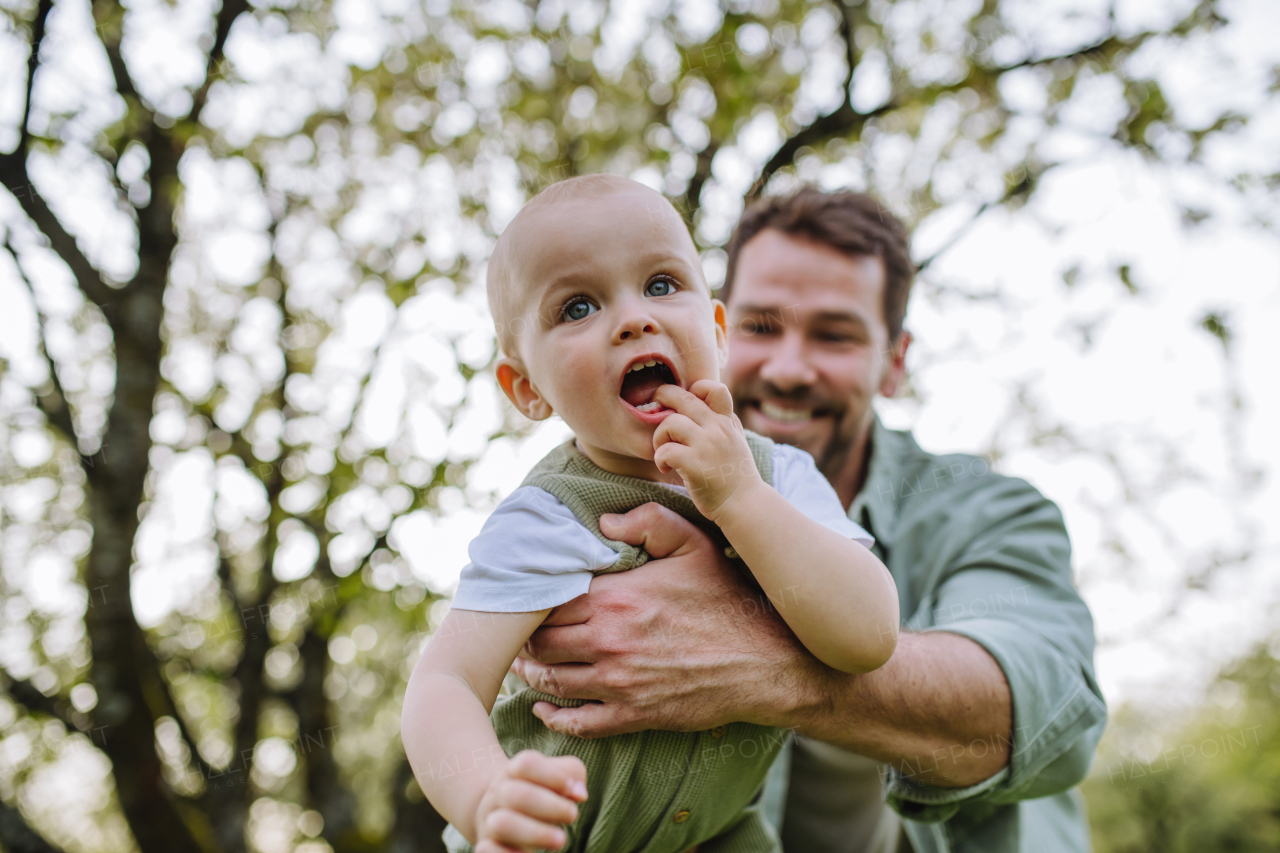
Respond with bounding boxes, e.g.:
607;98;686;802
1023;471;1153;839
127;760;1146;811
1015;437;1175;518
514;505;1012;788
402;608;587;851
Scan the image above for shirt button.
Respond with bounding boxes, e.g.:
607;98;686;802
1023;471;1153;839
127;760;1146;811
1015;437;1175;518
710;726;726;738
673;810;691;823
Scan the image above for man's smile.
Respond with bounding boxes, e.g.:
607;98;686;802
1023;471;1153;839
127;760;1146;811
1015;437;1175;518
760;400;813;424
739;395;850;466
743;397;833;432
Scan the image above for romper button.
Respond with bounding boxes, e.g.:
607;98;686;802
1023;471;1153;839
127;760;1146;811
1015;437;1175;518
710;726;726;738
673;810;691;823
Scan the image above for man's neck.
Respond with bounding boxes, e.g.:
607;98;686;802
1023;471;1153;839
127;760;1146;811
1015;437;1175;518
829;413;877;512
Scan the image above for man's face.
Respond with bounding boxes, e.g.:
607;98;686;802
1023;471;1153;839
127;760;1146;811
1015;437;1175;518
724;229;906;479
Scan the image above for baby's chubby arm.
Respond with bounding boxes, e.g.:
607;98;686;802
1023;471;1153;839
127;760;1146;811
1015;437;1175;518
652;381;899;673
402;608;587;850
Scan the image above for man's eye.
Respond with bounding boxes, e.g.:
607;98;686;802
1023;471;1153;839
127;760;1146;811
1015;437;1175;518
645;278;676;297
814;328;861;344
561;299;598;322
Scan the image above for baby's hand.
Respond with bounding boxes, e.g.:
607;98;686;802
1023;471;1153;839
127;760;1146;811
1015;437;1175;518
474;750;587;853
652;380;766;523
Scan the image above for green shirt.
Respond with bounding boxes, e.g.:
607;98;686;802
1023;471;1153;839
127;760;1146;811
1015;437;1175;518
768;418;1107;853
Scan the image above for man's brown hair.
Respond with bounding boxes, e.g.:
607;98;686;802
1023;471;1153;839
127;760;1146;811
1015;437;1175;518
721;187;916;340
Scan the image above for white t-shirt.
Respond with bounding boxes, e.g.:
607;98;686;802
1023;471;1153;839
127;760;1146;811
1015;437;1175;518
452;444;873;613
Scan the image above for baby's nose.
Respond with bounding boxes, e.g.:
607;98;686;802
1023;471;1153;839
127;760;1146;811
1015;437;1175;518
614;306;659;341
618;321;657;340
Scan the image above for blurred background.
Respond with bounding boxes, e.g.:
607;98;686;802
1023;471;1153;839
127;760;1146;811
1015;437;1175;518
0;0;1277;851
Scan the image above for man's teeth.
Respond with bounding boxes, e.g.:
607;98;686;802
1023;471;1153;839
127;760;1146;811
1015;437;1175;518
761;401;813;423
629;359;660;373
635;401;663;413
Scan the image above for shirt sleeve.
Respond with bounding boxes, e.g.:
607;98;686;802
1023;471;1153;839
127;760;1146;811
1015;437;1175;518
881;475;1107;824
450;487;621;613
771;444;874;548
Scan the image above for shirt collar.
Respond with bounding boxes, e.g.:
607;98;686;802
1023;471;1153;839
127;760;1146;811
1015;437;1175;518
848;415;911;548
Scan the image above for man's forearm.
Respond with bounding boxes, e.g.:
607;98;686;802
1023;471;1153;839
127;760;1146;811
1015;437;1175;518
778;631;1012;788
515;506;1012;788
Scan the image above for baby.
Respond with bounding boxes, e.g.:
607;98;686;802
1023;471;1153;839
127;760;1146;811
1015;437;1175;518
401;175;900;853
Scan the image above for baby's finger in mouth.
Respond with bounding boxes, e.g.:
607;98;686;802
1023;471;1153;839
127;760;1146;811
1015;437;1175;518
653;383;706;417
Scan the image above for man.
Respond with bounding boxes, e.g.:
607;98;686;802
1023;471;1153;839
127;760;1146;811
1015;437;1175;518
511;188;1106;852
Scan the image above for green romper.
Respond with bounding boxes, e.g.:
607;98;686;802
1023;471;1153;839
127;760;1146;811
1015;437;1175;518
443;433;787;853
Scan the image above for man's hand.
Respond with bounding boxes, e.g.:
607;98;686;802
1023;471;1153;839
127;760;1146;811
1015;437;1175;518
511;502;826;738
511;505;1011;788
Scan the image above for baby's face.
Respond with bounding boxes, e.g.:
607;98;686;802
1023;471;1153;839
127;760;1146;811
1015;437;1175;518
498;186;726;464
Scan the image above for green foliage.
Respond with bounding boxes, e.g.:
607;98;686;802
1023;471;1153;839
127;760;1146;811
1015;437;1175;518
1083;642;1280;852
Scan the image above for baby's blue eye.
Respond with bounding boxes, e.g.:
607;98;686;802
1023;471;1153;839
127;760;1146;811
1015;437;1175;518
561;298;597;322
646;278;676;297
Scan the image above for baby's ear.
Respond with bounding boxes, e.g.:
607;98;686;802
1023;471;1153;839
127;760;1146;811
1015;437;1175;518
711;299;730;367
496;357;554;420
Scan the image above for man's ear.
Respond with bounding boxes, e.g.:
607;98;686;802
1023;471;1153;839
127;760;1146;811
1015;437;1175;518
878;330;911;397
711;299;730;367
496;357;554;420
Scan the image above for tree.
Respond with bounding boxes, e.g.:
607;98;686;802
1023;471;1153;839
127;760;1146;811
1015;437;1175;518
1082;640;1280;852
0;0;1270;850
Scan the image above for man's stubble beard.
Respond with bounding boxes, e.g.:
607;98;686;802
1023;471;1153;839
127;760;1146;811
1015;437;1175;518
813;400;873;487
731;379;874;486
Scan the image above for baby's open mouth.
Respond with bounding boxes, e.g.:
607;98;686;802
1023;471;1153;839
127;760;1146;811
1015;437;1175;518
620;357;678;414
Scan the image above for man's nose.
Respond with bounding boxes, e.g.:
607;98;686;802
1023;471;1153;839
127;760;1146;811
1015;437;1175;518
758;332;817;390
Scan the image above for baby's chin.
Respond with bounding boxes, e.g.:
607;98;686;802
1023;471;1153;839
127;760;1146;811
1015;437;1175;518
610;437;658;463
576;430;658;465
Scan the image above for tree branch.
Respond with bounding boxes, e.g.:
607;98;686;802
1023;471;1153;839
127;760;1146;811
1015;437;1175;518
215;465;284;851
746;0;883;201
0;163;120;316
287;519;367;851
17;0;53;156
914;168;1038;274
337;309;397;442
991;27;1154;76
2;674;72;726
747;102;891;201
834;0;860;98
74;42;200;852
91;1;142;101
188;0;250;126
196;237;291;853
745;4;1171;205
139;652;216;785
2;239;82;453
0;673;77;852
682;139;719;222
0;3;117;319
0;799;65;853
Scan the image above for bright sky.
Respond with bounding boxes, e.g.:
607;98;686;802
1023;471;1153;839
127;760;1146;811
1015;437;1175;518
1;0;1277;736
